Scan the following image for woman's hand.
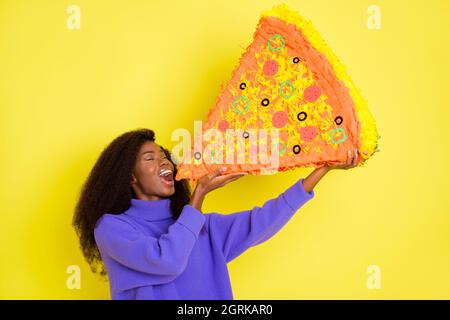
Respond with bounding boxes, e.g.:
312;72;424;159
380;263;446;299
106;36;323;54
197;167;247;194
325;149;360;170
189;167;247;212
302;149;360;193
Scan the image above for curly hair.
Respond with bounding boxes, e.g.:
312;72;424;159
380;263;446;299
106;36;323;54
72;128;191;276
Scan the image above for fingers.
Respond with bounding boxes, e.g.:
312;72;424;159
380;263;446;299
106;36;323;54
352;149;359;167
208;166;227;179
221;175;245;186
224;172;247;182
338;149;358;169
212;172;247;186
346;150;353;166
218;172;247;182
345;149;358;169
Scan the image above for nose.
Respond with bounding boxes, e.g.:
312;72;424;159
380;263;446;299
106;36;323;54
159;156;170;167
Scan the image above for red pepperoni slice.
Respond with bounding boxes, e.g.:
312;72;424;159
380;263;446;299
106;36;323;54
272;111;288;128
263;60;279;76
300;126;317;142
218;120;229;132
303;85;322;102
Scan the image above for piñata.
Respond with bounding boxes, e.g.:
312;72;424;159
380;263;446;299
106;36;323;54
175;3;379;181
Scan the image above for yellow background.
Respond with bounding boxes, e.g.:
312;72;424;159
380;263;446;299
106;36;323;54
1;0;449;299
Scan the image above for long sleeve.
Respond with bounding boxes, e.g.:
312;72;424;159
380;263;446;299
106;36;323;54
94;204;205;276
207;178;314;263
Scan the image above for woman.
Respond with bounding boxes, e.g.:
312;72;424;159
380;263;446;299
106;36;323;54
73;128;359;299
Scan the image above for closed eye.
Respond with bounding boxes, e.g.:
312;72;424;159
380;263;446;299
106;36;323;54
142;149;167;161
145;155;166;161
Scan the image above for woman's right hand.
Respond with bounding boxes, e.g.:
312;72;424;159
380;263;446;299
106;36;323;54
189;167;247;212
198;167;247;194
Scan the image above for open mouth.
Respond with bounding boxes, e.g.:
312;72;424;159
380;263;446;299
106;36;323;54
159;169;174;186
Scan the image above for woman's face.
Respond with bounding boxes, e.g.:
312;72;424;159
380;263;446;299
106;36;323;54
131;141;175;200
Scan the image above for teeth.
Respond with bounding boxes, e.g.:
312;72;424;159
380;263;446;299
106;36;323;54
159;169;173;177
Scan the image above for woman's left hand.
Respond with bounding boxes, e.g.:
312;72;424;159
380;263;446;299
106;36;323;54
326;149;360;170
302;149;360;193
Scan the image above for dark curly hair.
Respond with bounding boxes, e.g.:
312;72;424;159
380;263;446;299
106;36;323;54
72;128;191;276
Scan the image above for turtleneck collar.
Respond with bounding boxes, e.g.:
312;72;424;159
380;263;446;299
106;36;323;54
125;198;174;221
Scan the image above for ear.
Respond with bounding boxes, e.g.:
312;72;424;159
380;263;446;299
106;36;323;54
131;173;137;184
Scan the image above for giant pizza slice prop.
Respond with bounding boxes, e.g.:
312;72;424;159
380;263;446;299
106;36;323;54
175;3;379;181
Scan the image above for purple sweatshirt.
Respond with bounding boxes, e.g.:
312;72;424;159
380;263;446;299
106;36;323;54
94;178;314;300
